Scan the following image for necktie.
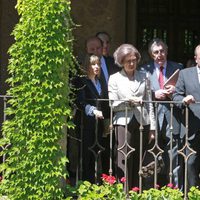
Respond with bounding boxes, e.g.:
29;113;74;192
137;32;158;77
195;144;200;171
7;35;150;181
158;66;164;89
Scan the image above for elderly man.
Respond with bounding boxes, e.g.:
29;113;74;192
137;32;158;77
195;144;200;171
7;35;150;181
141;38;183;188
173;44;200;189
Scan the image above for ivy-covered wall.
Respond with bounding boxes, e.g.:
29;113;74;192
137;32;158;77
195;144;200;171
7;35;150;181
0;0;75;199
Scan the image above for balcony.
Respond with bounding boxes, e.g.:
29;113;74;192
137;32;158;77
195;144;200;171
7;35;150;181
1;96;200;199
67;98;200;199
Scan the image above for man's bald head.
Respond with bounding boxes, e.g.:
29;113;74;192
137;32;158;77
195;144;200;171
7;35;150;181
85;36;103;57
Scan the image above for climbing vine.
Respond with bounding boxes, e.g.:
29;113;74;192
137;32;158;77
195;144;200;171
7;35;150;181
0;0;75;199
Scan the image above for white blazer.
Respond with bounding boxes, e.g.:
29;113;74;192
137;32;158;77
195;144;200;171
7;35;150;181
108;69;155;130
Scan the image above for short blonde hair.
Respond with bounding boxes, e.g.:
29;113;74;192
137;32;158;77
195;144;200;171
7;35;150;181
113;44;141;67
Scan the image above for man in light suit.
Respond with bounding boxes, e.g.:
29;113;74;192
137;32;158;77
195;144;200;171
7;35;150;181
173;44;200;189
141;38;183;188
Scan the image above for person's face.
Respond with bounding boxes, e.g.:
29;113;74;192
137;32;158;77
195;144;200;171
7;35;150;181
89;62;100;76
97;34;110;56
86;39;103;57
122;53;137;74
151;44;167;66
194;47;200;67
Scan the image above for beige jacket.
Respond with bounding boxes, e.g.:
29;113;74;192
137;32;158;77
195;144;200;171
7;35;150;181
108;69;155;130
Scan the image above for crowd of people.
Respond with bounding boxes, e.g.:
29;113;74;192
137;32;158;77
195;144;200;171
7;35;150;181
68;32;200;192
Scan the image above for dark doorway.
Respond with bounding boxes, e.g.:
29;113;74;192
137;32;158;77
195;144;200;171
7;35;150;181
137;0;200;65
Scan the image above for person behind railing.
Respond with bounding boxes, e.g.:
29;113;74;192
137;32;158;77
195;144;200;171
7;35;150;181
173;44;200;190
85;36;120;175
140;38;183;188
108;44;156;189
75;54;105;183
96;31;112;58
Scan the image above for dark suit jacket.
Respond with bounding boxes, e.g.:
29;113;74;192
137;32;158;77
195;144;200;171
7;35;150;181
76;76;105;133
99;56;120;118
173;66;200;138
105;56;120;75
141;61;183;135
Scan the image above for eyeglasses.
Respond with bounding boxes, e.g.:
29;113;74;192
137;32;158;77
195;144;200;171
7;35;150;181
124;59;137;64
152;49;166;55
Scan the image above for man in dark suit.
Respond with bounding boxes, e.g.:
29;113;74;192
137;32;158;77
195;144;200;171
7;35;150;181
141;38;183;188
85;36;120;175
173;44;200;189
96;31;112;58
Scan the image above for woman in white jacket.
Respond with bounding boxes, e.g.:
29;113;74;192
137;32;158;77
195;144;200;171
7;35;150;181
108;44;155;189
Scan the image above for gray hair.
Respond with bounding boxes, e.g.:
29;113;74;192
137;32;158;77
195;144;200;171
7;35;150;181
113;44;141;67
148;38;168;55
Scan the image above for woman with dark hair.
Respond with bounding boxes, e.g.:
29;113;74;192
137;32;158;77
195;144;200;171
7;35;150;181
108;44;155;189
76;54;106;183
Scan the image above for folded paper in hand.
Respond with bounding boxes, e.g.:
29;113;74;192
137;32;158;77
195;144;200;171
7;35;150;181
164;69;180;88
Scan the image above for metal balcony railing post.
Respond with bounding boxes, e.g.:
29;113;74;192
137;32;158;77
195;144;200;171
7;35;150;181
139;104;144;193
109;100;114;176
88;99;104;184
169;103;174;184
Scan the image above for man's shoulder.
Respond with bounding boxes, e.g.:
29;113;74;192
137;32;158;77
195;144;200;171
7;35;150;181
104;56;121;73
180;66;196;74
167;60;183;69
104;56;114;65
104;55;114;61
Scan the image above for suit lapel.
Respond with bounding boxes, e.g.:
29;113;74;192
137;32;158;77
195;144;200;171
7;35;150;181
84;78;101;98
149;63;160;90
191;67;200;90
104;56;111;75
131;70;143;93
121;69;142;93
165;62;174;79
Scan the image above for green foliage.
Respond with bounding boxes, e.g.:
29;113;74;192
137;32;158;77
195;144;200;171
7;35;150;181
0;0;75;199
65;176;187;200
139;186;183;200
66;180;127;200
188;187;200;200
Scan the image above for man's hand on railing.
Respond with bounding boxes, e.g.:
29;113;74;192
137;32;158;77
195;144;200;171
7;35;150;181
182;95;195;105
93;110;104;119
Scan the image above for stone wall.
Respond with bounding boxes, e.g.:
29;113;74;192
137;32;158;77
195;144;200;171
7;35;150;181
0;0;18;94
71;0;126;60
0;0;130;71
0;0;18;135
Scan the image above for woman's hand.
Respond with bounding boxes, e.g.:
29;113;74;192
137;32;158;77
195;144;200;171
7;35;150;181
93;110;104;119
129;97;143;105
148;130;155;144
